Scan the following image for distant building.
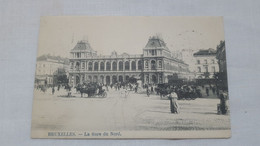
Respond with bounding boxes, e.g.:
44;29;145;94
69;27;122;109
216;41;228;90
179;49;197;72
216;41;227;73
35;55;69;86
193;48;219;79
68;36;190;86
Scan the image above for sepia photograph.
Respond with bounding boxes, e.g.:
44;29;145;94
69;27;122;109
31;16;230;139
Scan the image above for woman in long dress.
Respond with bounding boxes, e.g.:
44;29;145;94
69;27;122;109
169;91;179;114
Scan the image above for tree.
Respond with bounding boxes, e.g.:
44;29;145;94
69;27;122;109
53;68;68;86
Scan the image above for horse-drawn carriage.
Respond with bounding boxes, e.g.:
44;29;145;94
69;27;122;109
75;83;107;98
155;83;202;100
155;84;173;99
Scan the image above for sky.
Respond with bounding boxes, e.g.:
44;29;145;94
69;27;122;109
37;16;225;58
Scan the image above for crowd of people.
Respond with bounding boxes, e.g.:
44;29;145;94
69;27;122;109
35;81;228;115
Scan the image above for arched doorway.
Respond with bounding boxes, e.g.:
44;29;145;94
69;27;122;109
112;75;117;84
93;76;98;82
88;76;92;82
152;74;157;84
119;75;123;83
106;76;110;85
125;75;129;82
100;76;104;84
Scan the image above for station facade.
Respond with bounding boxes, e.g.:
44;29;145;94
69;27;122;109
68;36;189;86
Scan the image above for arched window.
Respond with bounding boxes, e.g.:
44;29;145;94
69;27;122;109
94;62;98;71
88;62;92;71
106;76;110;85
151;60;156;70
119;61;123;71
100;62;104;71
106;62;111;71
138;60;142;70
125;61;130;71
76;62;80;70
82;62;85;69
112;61;117;71
119;75;123;82
131;61;136;71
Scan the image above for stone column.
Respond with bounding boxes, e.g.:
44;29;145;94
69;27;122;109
104;61;107;71
136;60;138;71
92;62;94;71
98;61;101;71
117;61;119;71
129;60;132;71
123;61;125;71
110;61;113;71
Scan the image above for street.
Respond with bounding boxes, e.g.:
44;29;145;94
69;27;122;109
31;88;230;132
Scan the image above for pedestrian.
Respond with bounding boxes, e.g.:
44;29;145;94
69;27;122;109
146;86;150;97
169;91;179;114
134;85;138;93
206;87;209;96
218;91;228;114
52;87;55;95
212;86;216;95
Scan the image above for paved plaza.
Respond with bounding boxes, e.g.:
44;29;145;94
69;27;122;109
32;88;230;132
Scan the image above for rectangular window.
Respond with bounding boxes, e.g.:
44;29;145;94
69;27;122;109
145;61;148;68
151;50;155;56
204;66;208;72
158;60;162;68
204;59;207;64
198;67;201;72
197;60;200;64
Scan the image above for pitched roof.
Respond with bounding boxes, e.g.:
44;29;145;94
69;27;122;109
193;48;216;56
145;36;169;50
37;54;69;64
72;40;93;51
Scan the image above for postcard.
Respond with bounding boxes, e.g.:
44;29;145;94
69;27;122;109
31;16;230;139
